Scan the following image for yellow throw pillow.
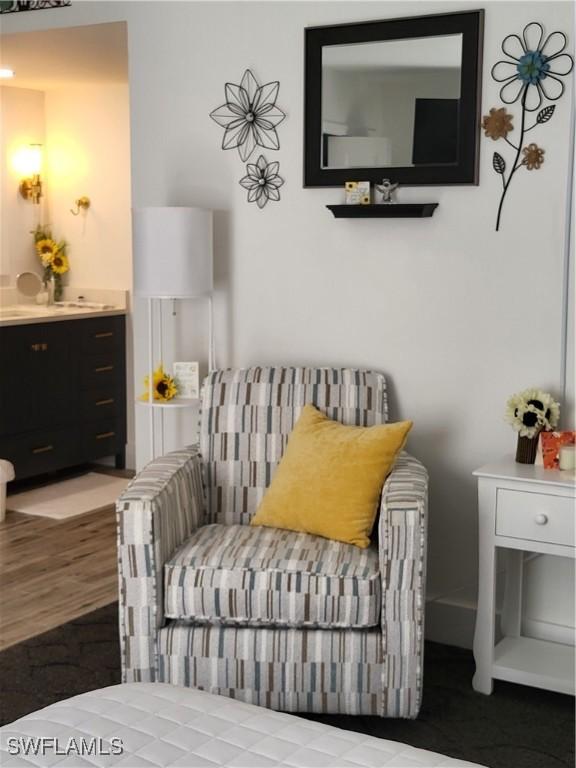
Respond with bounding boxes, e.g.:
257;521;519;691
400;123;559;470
250;404;412;548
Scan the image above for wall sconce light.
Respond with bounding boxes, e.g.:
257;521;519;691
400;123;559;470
18;144;43;204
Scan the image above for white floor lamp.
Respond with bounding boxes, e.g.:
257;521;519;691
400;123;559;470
133;206;214;460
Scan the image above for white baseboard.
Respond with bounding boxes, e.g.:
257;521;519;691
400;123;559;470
425;597;574;650
125;442;136;472
93;443;136;472
425;599;478;650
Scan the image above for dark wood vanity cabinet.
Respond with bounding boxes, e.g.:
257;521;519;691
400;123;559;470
0;314;127;480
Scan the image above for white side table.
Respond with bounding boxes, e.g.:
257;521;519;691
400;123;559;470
472;457;575;696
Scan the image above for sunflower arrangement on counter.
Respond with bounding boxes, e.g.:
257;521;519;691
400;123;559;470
32;225;69;302
140;365;178;402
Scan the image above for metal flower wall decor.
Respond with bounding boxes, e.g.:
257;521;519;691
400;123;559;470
239;155;284;209
210;69;286;162
210;69;286;209
485;22;573;231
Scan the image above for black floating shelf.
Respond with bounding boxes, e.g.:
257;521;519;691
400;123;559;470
326;203;438;219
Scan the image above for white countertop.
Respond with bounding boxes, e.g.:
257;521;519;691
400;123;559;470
474;455;576;489
0;304;126;326
0;289;128;326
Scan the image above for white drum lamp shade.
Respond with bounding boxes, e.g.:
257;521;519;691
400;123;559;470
133;207;213;298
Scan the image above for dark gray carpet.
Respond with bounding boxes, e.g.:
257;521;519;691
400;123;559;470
0;603;573;768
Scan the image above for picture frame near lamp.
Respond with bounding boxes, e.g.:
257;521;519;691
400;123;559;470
173;361;200;400
303;9;484;188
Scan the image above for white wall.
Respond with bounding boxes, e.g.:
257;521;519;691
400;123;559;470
45;85;132;292
562;93;575;430
523;555;575;645
0;86;45;283
4;0;574;647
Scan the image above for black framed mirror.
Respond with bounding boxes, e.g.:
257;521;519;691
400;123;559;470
304;10;484;187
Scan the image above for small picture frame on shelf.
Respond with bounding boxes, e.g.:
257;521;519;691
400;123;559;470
344;181;370;205
173;361;200;399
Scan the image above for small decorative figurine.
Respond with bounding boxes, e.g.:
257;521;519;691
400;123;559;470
375;179;399;204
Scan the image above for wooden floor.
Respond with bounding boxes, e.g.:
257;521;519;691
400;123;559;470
0;468;130;651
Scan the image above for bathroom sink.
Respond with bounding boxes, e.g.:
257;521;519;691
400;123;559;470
55;301;115;310
0;307;51;318
0;309;31;318
0;303;120;321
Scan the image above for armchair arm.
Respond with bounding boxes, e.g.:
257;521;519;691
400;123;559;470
116;445;205;682
378;451;428;718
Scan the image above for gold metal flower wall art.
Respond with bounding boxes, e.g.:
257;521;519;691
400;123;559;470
485;22;573;231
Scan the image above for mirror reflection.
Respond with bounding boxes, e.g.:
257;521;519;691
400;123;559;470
321;34;463;169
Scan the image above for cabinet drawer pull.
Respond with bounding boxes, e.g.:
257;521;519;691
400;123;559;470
535;513;548;525
31;343;48;352
94;332;114;339
95;365;114;373
32;445;53;454
95;398;115;406
96;431;115;440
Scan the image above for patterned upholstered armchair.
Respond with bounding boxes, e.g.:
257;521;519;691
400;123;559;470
117;367;428;717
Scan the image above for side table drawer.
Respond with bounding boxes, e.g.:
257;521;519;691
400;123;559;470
496;489;574;547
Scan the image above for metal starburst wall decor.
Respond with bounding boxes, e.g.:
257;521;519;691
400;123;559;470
485;22;573;231
210;69;286;162
239;155;284;209
210;69;286;210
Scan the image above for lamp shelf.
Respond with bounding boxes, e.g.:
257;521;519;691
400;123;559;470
326;203;438;218
137;397;199;410
134;207;214;460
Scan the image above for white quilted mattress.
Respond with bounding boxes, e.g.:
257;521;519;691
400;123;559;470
0;683;486;767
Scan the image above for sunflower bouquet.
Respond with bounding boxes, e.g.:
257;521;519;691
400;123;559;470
32;225;69;302
140;365;178;402
505;388;560;438
505;387;560;463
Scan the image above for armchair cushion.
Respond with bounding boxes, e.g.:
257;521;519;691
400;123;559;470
164;523;381;629
251;404;412;547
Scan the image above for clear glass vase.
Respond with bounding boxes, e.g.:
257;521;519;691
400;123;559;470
53;274;63;302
